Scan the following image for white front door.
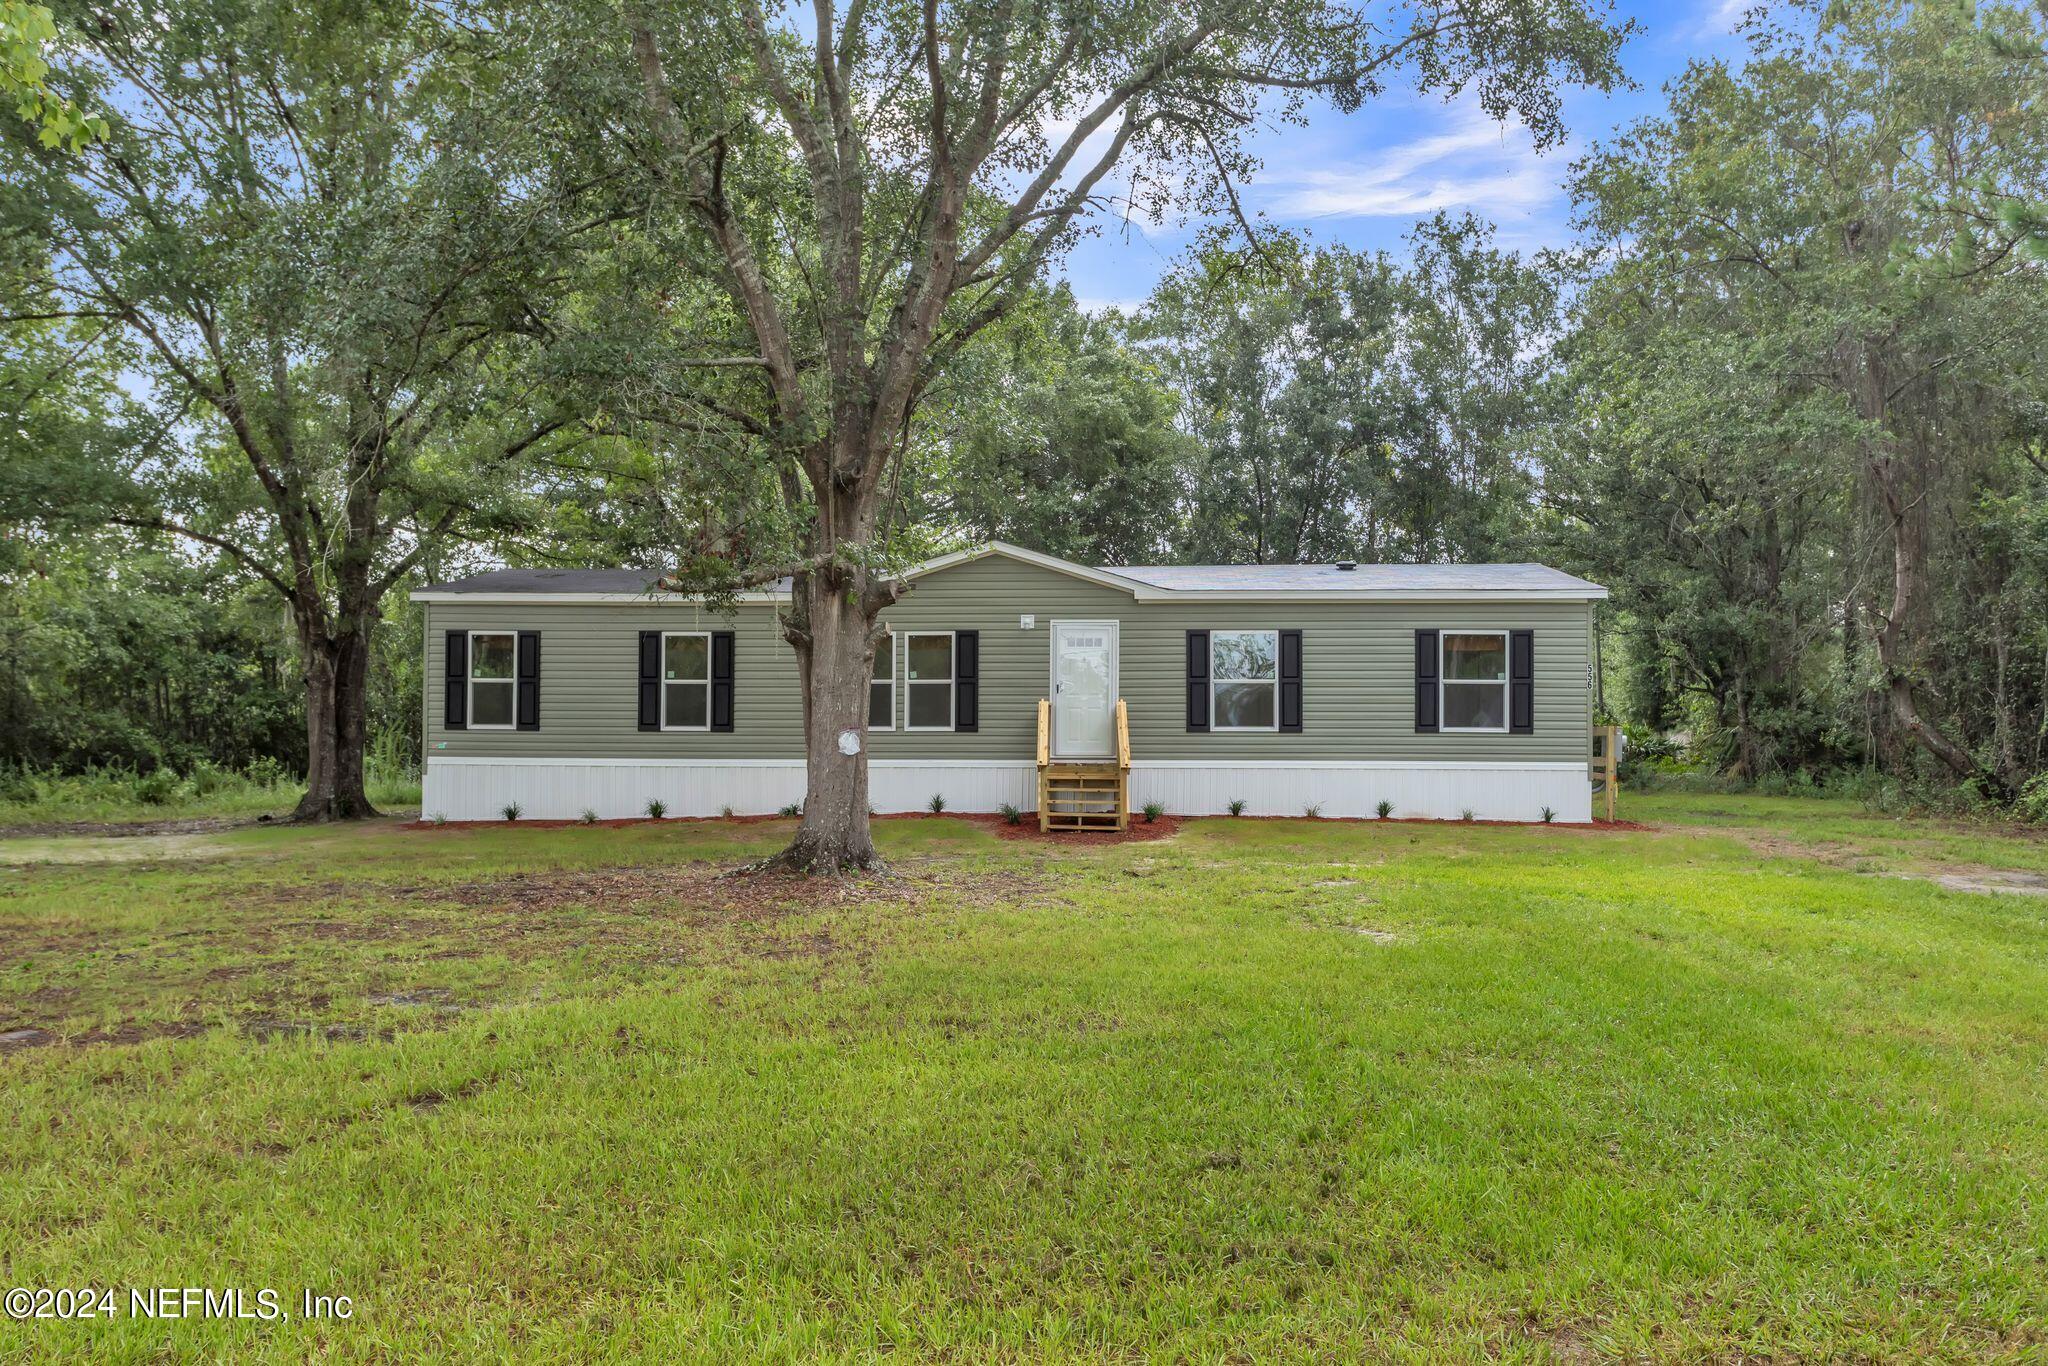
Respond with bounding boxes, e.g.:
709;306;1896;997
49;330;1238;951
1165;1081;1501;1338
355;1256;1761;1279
1052;622;1118;759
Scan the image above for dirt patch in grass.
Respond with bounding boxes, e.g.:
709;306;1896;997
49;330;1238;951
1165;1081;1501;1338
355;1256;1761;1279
1516;1316;1601;1363
1;861;1047;1053
1890;868;2048;897
2;1019;213;1053
1679;825;2048;894
0;815;269;839
405;863;924;915
405;1077;489;1112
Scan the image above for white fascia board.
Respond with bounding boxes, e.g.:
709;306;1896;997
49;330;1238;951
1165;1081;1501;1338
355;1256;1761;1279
412;585;1605;605
409;591;786;605
1126;587;1609;603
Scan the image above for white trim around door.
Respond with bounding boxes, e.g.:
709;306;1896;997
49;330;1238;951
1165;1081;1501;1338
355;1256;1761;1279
1049;619;1120;760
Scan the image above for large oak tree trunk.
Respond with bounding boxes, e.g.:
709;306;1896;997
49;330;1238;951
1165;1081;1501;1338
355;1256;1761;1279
289;615;381;823
770;573;883;873
295;640;340;823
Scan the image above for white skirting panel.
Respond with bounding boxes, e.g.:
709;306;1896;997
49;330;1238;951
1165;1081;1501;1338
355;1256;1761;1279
1127;762;1592;823
422;758;1591;823
421;758;1036;821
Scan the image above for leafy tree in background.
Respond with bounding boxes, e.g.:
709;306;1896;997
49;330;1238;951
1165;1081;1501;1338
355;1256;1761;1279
1559;0;2048;794
2;0;619;819
1;1;102;149
547;0;1631;871
1543;277;1855;776
0;535;303;774
1141;215;1557;565
909;284;1189;566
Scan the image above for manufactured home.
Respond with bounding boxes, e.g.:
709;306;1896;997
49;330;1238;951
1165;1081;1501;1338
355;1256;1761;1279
413;542;1608;825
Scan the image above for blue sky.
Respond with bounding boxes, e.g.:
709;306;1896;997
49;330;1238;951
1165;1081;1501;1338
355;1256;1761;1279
1057;0;1755;310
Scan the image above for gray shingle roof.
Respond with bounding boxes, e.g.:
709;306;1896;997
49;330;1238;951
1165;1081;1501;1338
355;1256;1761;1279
1108;562;1606;594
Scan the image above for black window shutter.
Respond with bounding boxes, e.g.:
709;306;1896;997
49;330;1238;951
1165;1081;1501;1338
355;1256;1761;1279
710;631;735;732
1279;629;1303;733
1509;629;1534;734
1414;629;1440;733
516;631;541;731
954;630;979;732
1186;630;1210;732
444;631;467;730
638;631;661;731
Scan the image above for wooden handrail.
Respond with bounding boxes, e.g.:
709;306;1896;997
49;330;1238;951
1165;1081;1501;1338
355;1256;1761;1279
1036;697;1051;768
1591;723;1619;822
1115;698;1129;771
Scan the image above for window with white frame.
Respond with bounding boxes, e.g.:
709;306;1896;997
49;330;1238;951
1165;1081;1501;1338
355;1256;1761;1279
1441;631;1509;731
1211;629;1278;730
904;632;954;730
869;631;895;730
661;632;711;730
468;631;516;729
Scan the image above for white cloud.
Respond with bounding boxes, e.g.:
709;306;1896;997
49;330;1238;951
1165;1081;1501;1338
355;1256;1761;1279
1658;0;1755;47
1256;102;1567;221
1692;0;1751;39
1069;294;1147;317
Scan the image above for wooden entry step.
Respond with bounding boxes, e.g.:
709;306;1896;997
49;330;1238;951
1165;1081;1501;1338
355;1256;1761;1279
1035;698;1131;833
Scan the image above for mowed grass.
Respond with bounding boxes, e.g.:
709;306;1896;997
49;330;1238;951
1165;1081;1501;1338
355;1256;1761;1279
2;797;2046;1361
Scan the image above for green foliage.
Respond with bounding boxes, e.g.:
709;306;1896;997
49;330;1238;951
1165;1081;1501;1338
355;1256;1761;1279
909;286;1190;564
0;538;303;774
1376;800;1394;820
776;803;801;819
1141;800;1165;824
644;799;668;820
1227;799;1246;817
2;0;622;816
1;1;105;150
2017;774;2048;826
1140;217;1556;564
0;758;419;824
997;802;1021;826
1553;0;2048;796
927;793;947;815
579;809;599;825
501;803;522;822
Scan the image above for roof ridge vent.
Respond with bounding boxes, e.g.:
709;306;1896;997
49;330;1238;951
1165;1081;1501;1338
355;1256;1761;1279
1334;560;1358;571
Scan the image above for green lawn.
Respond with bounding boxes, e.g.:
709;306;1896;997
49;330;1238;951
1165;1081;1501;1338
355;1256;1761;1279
3;795;2046;1361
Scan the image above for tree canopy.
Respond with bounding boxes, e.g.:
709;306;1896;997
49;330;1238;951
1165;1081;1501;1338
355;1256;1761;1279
4;0;2045;830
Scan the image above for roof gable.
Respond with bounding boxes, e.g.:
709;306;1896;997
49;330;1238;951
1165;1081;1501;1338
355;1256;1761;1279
900;541;1143;596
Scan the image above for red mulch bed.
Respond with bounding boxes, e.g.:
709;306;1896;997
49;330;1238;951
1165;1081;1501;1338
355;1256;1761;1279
404;812;1639;837
976;812;1184;844
402;811;1185;842
1216;814;1650;832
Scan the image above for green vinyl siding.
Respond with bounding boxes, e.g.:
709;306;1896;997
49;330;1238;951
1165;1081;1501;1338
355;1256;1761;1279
426;602;805;759
424;554;1595;764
